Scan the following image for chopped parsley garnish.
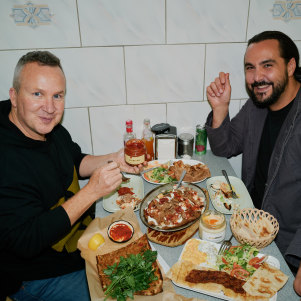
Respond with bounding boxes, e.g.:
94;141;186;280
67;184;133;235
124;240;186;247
103;249;158;301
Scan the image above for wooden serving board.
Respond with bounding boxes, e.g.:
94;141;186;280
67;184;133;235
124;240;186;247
147;189;209;247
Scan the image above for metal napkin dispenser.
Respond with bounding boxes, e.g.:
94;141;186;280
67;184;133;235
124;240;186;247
151;123;177;160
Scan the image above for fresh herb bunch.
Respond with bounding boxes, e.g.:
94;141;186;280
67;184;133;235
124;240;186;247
103;249;158;301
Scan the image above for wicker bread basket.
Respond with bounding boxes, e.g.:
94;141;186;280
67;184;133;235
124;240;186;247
230;208;279;249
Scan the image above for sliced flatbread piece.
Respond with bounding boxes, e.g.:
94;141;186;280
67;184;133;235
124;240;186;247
96;234;163;296
243;262;288;298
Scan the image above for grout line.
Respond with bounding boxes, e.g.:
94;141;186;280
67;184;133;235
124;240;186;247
75;0;83;47
203;44;207;102
123;47;128;104
87;107;94;155
165;0;167;44
245;0;251;42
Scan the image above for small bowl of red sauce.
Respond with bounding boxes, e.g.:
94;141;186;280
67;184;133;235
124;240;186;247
108;220;134;243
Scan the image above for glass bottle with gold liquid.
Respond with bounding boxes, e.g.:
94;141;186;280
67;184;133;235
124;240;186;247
142;118;154;161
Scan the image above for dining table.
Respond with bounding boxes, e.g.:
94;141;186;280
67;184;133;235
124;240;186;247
95;150;299;301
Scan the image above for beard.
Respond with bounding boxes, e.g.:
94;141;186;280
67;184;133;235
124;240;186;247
246;73;288;109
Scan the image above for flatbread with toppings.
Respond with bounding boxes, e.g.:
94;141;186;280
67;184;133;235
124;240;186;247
96;234;163;296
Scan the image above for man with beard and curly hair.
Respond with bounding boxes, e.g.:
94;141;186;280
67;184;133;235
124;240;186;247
205;31;301;293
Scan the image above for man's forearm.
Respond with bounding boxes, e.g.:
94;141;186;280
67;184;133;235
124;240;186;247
79;153;118;178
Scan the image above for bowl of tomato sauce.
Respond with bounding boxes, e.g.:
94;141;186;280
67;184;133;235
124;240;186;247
108;220;134;243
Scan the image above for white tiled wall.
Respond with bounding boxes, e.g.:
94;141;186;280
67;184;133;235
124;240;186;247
1;0;301;178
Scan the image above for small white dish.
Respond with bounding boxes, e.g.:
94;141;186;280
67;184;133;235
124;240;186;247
206;176;254;215
102;174;144;212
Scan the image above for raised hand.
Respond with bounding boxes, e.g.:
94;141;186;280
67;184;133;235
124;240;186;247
206;72;232;128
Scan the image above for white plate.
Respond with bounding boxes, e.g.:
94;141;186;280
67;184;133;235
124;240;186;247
102;175;144;212
206;176;254;215
172;238;279;301
142;159;210;185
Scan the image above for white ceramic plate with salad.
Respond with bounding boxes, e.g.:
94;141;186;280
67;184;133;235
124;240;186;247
172;238;279;301
102;175;144;212
206;176;254;215
142;159;208;185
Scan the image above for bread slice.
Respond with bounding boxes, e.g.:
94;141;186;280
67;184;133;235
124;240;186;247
242;262;288;298
96;234;163;296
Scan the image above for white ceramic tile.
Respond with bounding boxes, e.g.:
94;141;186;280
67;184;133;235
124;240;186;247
61;108;92;154
126;44;205;104
0;50;28;100
297;42;301;58
78;0;165;46
0;0;80;49
167;101;212;137
240;98;248;110
167;0;249;43
205;43;248;100
248;0;301;40
228;99;241;120
167;99;240;152
50;47;126;108
89;104;166;155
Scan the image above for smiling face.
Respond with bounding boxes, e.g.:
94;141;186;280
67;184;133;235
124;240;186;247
9;62;66;141
244;39;291;109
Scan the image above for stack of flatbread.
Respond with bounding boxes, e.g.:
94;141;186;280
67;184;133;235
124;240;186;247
168;260;288;301
232;217;275;241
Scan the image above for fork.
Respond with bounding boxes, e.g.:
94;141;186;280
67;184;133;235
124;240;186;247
218;234;234;255
107;160;130;182
222;170;238;199
176;169;187;189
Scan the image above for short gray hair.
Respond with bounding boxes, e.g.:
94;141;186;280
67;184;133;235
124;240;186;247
13;51;65;92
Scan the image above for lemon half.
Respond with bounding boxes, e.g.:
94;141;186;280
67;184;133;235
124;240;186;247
88;233;105;250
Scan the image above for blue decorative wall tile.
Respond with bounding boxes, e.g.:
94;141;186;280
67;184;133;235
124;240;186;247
272;0;301;22
10;2;53;28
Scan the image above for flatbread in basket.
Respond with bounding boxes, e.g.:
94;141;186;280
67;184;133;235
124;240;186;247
230;208;279;249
